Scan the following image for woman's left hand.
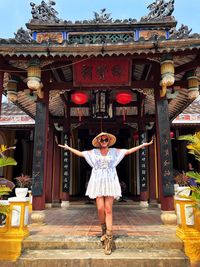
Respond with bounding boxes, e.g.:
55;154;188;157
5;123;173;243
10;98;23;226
143;138;154;147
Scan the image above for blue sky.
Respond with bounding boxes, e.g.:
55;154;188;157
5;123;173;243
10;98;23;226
0;0;199;38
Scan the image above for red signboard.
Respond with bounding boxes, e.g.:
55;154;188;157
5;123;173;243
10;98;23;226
73;58;132;87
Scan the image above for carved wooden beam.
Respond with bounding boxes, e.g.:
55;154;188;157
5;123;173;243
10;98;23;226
175;57;200;74
50;114;155;124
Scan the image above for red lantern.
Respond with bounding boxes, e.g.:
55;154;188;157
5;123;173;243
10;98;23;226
71;91;88;105
170;131;174;139
116;92;133;105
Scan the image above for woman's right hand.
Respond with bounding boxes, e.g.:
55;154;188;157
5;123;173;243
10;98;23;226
58;144;69;150
58;143;83;157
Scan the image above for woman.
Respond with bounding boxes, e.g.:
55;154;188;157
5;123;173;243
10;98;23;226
58;132;153;255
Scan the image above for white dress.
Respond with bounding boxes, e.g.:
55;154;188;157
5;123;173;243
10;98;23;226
82;148;127;199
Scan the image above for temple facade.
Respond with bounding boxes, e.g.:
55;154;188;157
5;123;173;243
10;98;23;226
0;0;199;224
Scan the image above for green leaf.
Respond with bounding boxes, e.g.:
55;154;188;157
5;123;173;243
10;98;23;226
0;187;12;197
0;157;17;168
186;171;200;182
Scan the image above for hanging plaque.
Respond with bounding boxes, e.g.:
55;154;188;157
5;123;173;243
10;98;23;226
139;132;148;191
73;58;132;87
62;133;70;192
32;102;46;196
157;100;174;196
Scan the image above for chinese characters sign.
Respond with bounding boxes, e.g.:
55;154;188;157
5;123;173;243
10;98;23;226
157;100;174;196
139;132;148;191
62;133;70;192
32;102;46;196
73;58;131;87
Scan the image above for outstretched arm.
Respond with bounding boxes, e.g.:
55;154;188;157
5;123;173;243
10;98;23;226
58;144;84;157
125;139;153;155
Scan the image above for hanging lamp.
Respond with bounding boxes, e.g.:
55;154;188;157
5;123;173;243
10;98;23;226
71;91;88;105
115;91;133;105
27;59;42;91
6;80;18;102
160;55;175;97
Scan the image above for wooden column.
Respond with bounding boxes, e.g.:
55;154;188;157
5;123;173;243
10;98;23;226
0;71;4;113
154;63;176;224
61;133;70;200
45;123;54;205
61;96;71;207
52;138;61;203
32;81;49;211
138;93;149;207
149;143;157;202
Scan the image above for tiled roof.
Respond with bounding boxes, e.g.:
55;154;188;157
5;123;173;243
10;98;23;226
0;102;35;127
172;96;200;125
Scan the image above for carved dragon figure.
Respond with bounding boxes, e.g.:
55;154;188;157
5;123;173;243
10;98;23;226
141;0;175;21
30;0;61;23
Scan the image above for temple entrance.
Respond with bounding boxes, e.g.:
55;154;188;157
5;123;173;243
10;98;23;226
71;128;138;199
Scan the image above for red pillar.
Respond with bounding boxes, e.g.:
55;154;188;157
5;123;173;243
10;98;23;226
52;140;61;202
61;98;71;202
0;71;4;113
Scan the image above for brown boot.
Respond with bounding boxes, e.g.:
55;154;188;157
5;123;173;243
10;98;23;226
104;230;113;255
100;223;106;247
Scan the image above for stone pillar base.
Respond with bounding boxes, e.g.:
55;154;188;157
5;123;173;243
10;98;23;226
161;210;177;225
30;210;46;225
149;200;159;207
139;201;149;208
61;200;70;208
45;203;52;209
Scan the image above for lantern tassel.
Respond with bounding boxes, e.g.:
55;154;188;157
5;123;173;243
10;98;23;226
77;108;83;122
123;108;127;123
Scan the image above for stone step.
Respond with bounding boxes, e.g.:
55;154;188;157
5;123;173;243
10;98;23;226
22;235;184;250
16;248;190;267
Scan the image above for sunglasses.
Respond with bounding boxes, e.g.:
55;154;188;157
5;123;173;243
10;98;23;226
99;138;109;143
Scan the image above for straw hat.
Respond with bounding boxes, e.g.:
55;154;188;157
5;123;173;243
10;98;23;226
92;132;116;147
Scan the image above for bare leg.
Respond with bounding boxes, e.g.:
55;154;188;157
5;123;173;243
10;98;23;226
96;197;105;224
104;196;114;255
104;196;114;231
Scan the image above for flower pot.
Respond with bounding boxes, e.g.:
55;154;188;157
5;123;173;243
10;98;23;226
15;188;28;198
175;186;191;197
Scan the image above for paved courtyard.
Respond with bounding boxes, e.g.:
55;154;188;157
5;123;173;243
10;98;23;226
29;201;177;238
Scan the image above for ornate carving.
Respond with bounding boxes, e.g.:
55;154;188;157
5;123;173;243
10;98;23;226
14;27;33;43
169;24;192;39
68;32;134;45
141;0;175;21
30;0;61;23
91;8;112;23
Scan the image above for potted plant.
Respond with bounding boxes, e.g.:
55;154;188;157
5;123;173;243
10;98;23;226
0;144;17;225
174;170;191;197
14;174;32;198
178;132;200;230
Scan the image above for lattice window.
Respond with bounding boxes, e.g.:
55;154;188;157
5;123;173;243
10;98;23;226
68;32;134;44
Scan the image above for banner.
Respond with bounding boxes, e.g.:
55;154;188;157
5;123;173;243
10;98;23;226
73;58;131;87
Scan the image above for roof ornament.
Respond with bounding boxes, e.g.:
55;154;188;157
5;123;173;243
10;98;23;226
92;8;113;23
30;0;61;23
169;24;192;39
14;27;33;43
141;0;175;21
